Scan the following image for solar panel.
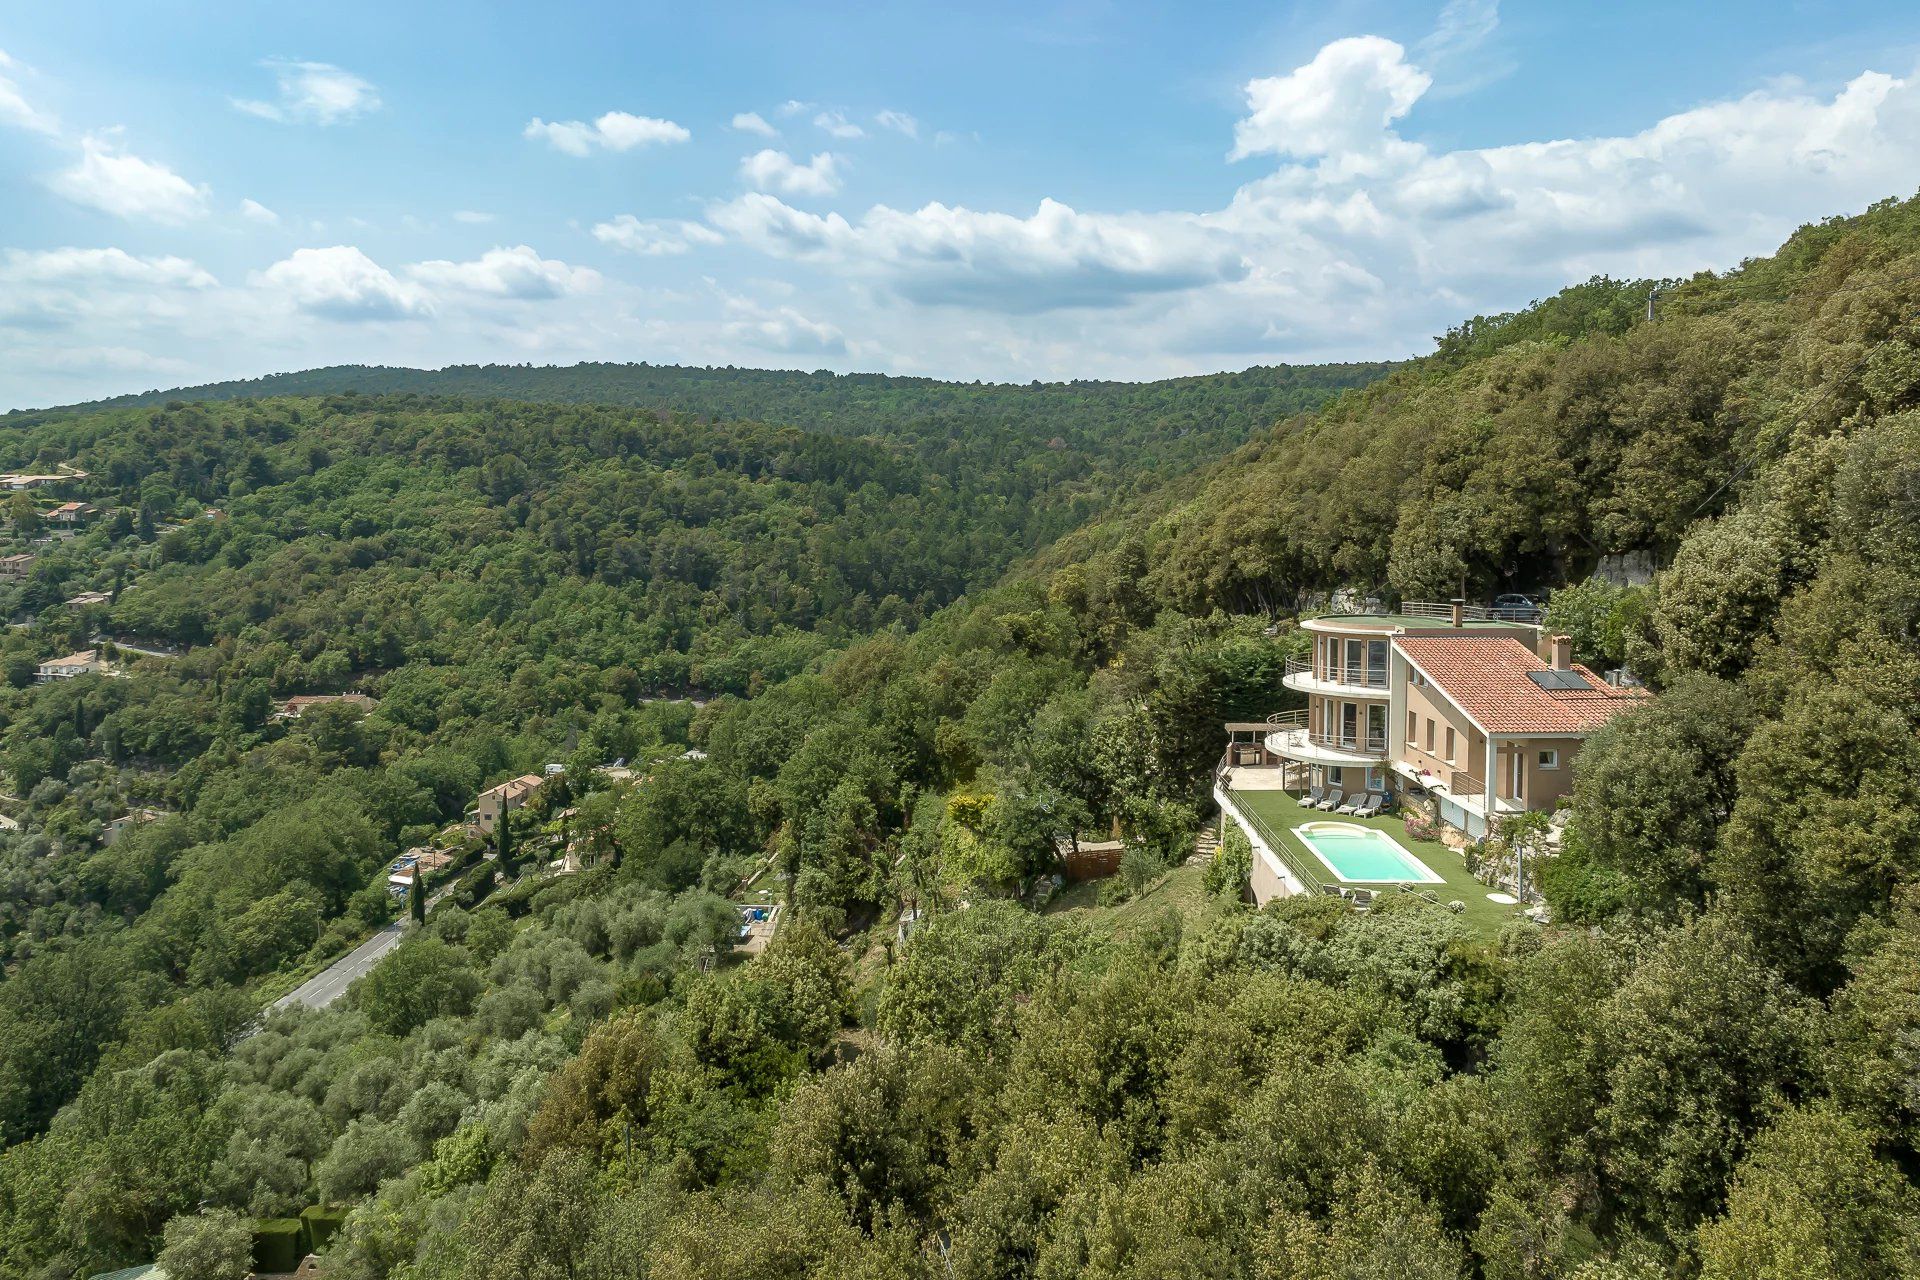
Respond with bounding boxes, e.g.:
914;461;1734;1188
1528;669;1591;691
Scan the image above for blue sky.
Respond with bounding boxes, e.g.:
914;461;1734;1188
3;0;1919;408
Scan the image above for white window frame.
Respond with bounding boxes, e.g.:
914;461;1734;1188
1537;748;1560;770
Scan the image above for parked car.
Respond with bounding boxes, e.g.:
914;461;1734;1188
1491;593;1542;621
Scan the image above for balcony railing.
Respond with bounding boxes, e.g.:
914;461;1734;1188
1285;654;1388;689
1266;710;1388;758
1449;770;1485;796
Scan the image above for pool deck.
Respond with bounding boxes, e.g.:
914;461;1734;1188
1225;787;1528;937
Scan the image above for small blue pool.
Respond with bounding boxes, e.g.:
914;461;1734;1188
1293;821;1443;884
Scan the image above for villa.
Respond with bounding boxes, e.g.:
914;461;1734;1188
1218;600;1648;907
473;772;544;835
37;650;103;681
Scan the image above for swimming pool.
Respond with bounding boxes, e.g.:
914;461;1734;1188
1292;821;1444;884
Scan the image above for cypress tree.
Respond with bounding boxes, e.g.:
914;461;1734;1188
409;873;426;924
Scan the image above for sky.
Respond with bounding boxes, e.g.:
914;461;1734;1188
3;1;1920;409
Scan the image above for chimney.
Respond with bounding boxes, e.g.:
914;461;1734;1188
1551;635;1572;671
1449;598;1465;628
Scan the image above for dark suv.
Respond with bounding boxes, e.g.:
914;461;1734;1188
1491;593;1542;622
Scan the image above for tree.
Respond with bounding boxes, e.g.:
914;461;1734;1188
1696;1105;1920;1280
1568;674;1754;911
1597;914;1817;1239
409;874;427;925
350;935;481;1037
156;1209;253;1280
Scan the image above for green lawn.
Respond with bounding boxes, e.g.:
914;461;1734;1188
1226;788;1528;937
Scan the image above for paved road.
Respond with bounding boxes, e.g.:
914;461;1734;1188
271;921;409;1012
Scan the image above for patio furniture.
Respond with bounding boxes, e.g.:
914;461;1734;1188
1301;784;1327;808
1350;792;1387;819
1349;889;1374;907
1333;791;1369;815
1313;788;1344;811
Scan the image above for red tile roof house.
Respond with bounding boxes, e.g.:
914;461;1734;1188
272;692;377;721
1237;603;1649;841
473;773;544;836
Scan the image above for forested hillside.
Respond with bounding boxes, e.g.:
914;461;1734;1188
12;361;1393;514
3;194;1920;1280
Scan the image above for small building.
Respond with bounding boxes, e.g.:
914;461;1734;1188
102;809;161;846
273;692;377;721
65;590;112;608
47;502;96;524
474;773;543;835
37;649;101;681
0;553;34;579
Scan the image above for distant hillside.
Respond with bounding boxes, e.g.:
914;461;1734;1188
11;360;1394;499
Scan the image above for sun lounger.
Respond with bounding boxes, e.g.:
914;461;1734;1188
1301;784;1326;808
1333;791;1368;815
1350;792;1387;819
1313;788;1343;811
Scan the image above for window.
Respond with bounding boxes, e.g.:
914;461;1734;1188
1424;718;1435;753
1538;749;1560;770
1444;726;1455;763
1406;710;1416;743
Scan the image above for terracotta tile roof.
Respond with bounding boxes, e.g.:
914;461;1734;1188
1393;634;1648;735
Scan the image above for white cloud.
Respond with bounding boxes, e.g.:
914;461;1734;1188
239;198;279;224
0;49;58;136
875;109;919;139
453;210;495;224
255;246;434;320
1231;36;1430;161
406;245;600;299
591;214;726;256
813;110;865;140
233;59;379;125
731;111;777;137
524;110;689;156
720;296;847;355
0;247;217;333
777;99;813;117
710;193;1247;311
739;149;843;197
48;134;209;223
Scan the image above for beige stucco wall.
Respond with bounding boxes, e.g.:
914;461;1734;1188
1399;680;1485;784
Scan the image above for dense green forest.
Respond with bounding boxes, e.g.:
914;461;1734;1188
3;194;1920;1280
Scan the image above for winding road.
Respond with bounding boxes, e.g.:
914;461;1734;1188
270;920;409;1012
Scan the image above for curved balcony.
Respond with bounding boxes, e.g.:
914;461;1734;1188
1263;710;1389;767
1282;655;1391;699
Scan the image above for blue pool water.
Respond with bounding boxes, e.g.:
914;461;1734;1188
1293;822;1443;884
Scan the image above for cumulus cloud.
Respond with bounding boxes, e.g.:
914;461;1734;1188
731;111;777;137
239;198;279;224
453;210;495;224
524;110;689;156
0;49;58;135
720;296;847;355
233;59;380;125
1230;36;1430;160
710;193;1246;311
739;149;843;197
256;246;433;320
48;134;209;223
813;110;865;139
406;245;600;299
0;247;217;332
875;109;920;139
592;214;726;256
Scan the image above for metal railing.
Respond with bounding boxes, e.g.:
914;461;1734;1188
1402;600;1492;622
1267;717;1389;758
1218;785;1341;899
1284;655;1389;688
